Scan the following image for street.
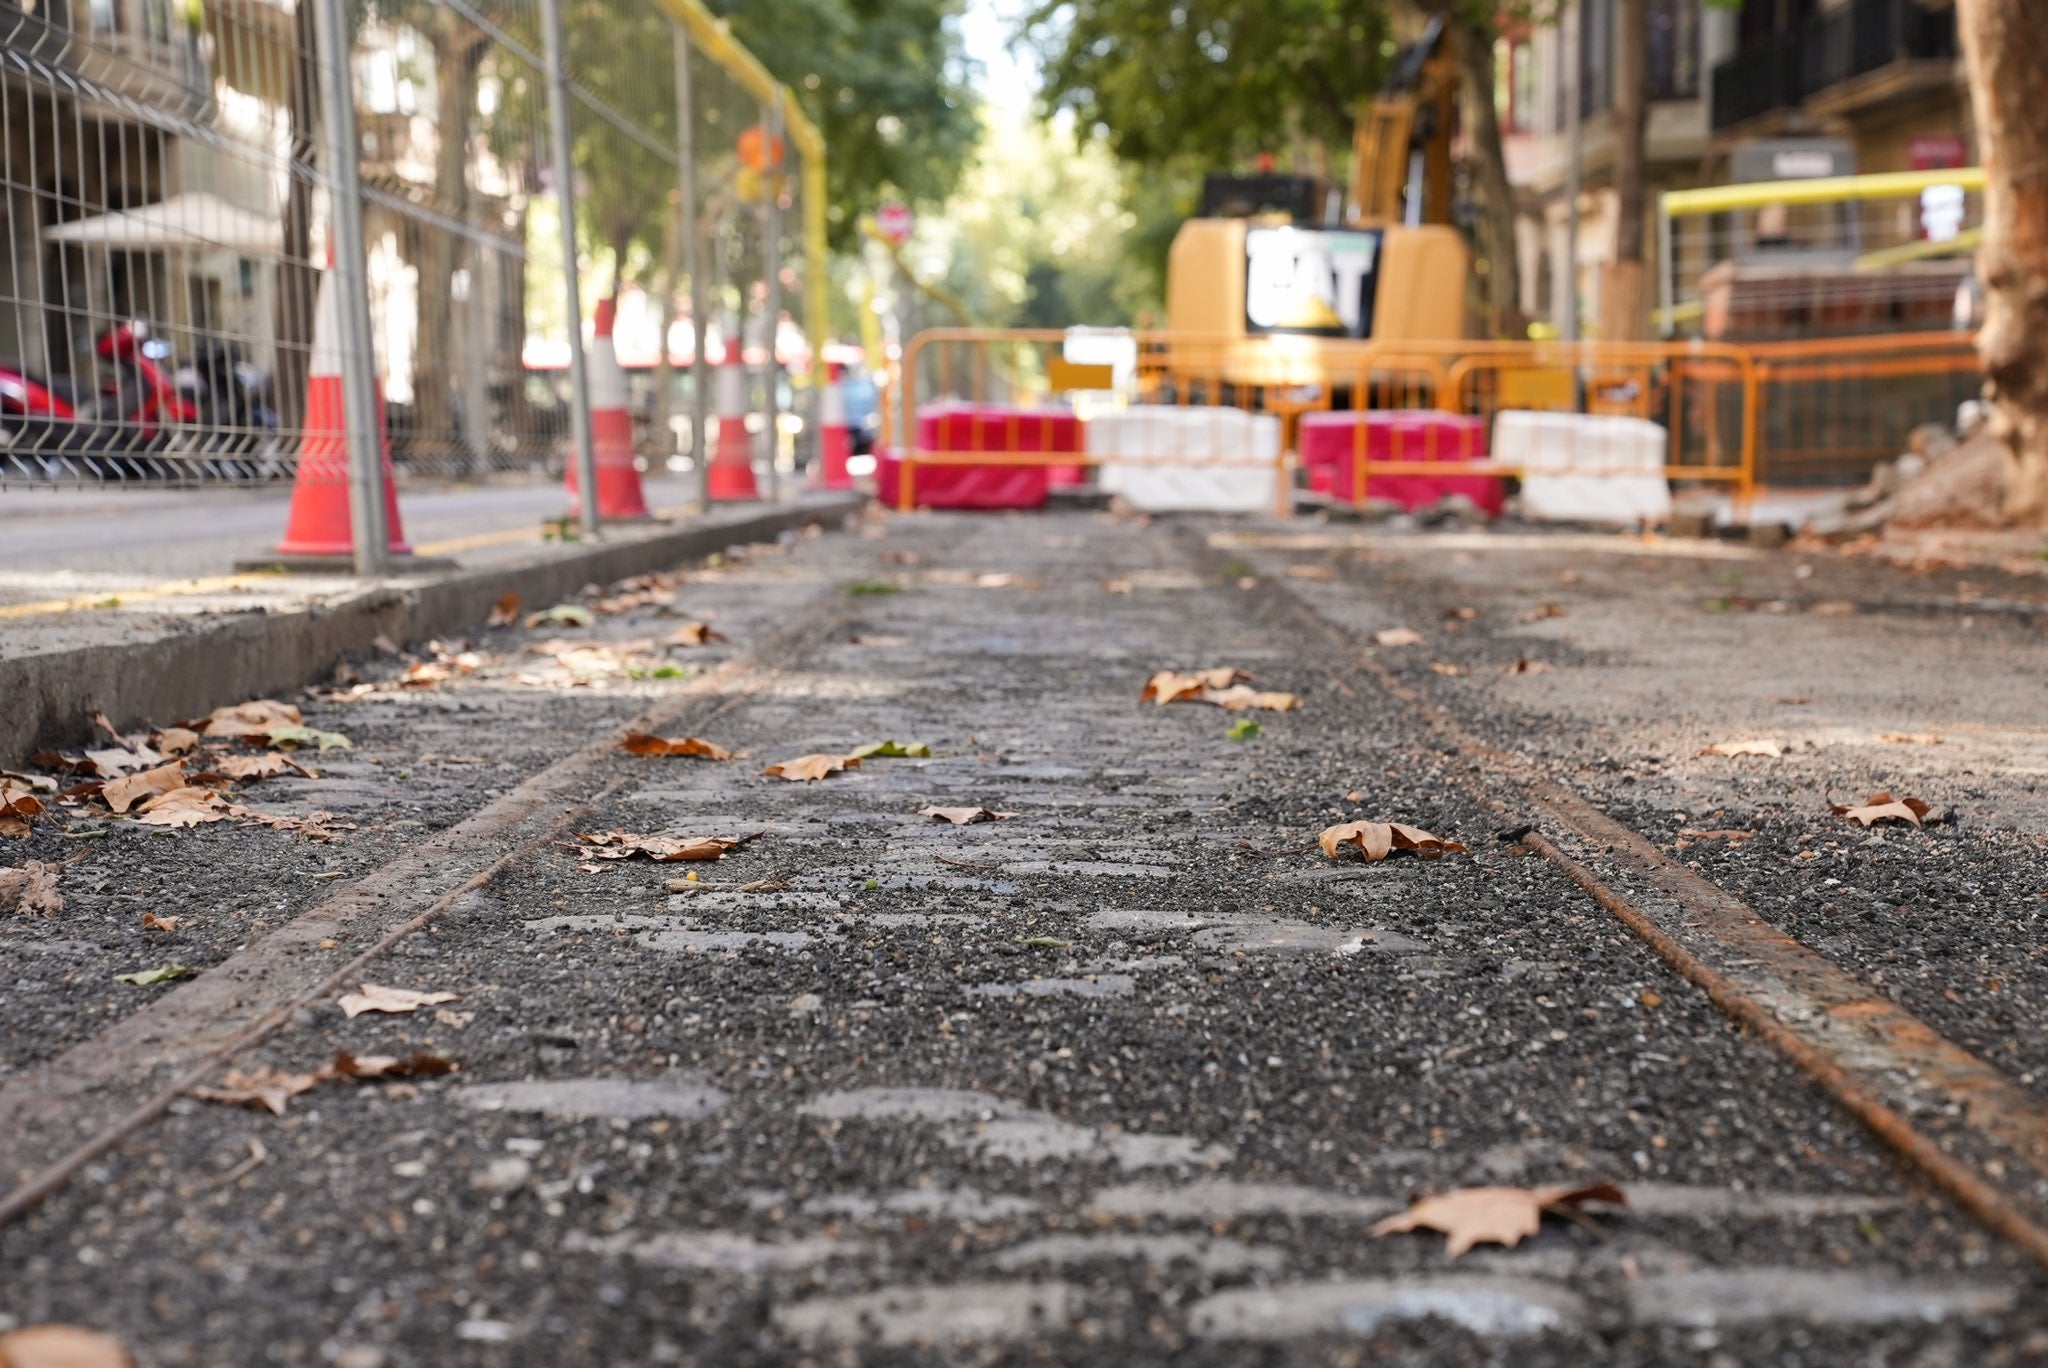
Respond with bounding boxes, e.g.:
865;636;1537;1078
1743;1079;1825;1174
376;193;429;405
4;510;2046;1364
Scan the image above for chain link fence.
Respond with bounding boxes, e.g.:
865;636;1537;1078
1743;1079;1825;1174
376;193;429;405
0;0;822;529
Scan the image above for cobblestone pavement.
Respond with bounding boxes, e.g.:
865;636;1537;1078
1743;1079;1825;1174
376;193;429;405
4;510;2046;1366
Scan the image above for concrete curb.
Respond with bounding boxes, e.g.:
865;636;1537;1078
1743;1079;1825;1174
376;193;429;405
1;495;864;767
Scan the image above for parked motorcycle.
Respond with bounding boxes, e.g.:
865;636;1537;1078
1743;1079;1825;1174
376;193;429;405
177;339;284;478
0;321;202;479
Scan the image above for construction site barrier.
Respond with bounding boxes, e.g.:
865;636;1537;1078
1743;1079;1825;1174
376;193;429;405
891;327;1982;517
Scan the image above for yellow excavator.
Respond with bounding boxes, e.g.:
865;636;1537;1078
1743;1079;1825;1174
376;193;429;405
1163;17;1470;386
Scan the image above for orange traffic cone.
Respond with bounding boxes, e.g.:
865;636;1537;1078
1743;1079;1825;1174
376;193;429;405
706;337;759;502
816;359;853;491
254;253;417;568
565;298;654;520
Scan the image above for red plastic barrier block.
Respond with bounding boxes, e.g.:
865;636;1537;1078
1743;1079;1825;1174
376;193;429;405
916;402;1082;457
875;450;1051;510
1299;410;1502;516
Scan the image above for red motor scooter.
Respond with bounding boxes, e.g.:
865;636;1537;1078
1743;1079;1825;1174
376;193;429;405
0;321;200;479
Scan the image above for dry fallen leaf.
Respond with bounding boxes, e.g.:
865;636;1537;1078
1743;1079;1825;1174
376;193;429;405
151;727;201;756
918;806;1019;825
330;1049;459;1081
575;832;745;862
1879;732;1942;746
102;761;189;814
1504;659;1552;676
1100;578;1134;594
1443;606;1478;621
195;699;303;739
2;782;48;838
1430;662;1467;677
849;740;932;759
1524;601;1567;622
1831;791;1932;828
620;733;736;761
1679;828;1756;843
434;1007;476;1029
0;861;65;916
79;745;167;777
1141;667;1252;705
487;591;522;627
1318;820;1467;862
0;1324;136;1368
1202;685;1301;713
762;753;859;782
133;786;236;828
1699;740;1785;759
191;1065;325;1116
141;912;181;932
526;603;594;629
669;621;729;647
1285;564;1337;581
1373;627;1424;647
1369;1182;1627;1257
212;752;313;782
338;983;461;1019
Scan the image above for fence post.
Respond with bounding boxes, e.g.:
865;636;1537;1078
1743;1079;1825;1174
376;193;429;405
676;25;709;510
540;0;600;540
310;0;387;576
760;90;785;502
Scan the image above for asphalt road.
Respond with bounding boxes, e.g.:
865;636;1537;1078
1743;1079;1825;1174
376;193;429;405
4;510;2047;1365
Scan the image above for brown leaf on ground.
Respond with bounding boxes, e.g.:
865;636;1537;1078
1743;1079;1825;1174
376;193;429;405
0;861;65;916
151;727;201;756
102;761;189;814
1443;606;1478;621
487;591;522;627
621;733;736;761
434;1007;475;1029
1285;564;1337;581
1370;1183;1627;1257
1430;662;1467;677
1202;685;1301;713
330;1050;459;1081
1141;668;1252;705
142;913;181;932
133;786;236;828
1699;739;1785;759
575;832;744;862
1100;578;1135;593
88;710;132;748
2;780;47;838
1504;659;1552;675
1679;828;1757;842
82;745;168;777
1373;627;1424;647
190;1064;326;1116
762;753;859;782
236;809;356;841
1831;791;1932;828
1524;601;1567;622
0;1324;136;1368
669;622;729;646
1318;820;1467;862
1879;732;1942;746
918;806;1019;825
195;699;303;739
338;983;461;1019
212;752;313;782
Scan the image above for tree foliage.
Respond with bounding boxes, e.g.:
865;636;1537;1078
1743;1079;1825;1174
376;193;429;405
1027;0;1391;170
712;0;980;246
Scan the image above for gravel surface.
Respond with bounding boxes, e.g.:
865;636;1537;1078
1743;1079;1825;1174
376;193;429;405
5;510;2047;1365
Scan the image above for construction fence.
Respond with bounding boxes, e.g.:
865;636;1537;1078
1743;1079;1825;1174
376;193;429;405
0;0;822;539
887;327;1983;517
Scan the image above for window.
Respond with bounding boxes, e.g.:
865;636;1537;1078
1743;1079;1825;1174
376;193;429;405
1648;0;1702;100
1496;37;1538;134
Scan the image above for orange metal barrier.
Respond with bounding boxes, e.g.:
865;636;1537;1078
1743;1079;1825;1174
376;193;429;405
887;327;1981;515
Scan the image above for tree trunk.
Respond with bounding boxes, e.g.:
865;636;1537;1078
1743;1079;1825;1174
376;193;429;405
1958;0;2048;523
1445;15;1529;339
410;17;488;470
273;0;320;433
1601;0;1649;342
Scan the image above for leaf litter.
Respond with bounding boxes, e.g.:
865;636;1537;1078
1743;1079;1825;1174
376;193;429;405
338;983;461;1019
1318;821;1467;862
762;753;860;782
918;806;1018;825
0;860;66;915
1142;668;1299;712
1699;739;1785;758
620;732;737;761
191;1049;459;1116
1370;1183;1627;1256
1832;792;1932;828
849;740;931;759
574;832;757;862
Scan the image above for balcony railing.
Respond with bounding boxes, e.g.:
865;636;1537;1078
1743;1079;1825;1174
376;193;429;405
1711;0;1957;133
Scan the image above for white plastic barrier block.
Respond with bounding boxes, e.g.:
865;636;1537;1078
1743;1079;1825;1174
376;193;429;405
1495;410;1672;524
1084;406;1282;513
